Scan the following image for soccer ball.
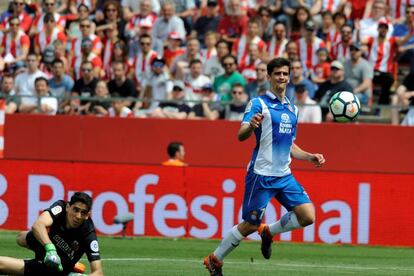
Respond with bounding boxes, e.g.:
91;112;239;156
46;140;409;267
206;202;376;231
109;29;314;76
328;91;361;122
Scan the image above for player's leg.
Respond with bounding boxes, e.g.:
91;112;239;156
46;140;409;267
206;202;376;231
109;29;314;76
0;256;25;275
258;174;313;258
16;231;30;248
204;172;272;275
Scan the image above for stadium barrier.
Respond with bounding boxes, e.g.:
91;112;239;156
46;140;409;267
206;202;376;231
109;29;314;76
0;160;414;247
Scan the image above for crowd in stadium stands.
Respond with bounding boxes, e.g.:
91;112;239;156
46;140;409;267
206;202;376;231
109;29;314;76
0;0;414;125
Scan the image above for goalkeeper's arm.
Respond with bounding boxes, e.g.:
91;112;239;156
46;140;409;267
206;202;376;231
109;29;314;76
32;211;63;271
32;211;54;246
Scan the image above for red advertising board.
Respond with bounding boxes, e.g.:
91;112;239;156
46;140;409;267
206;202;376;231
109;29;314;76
0;160;413;246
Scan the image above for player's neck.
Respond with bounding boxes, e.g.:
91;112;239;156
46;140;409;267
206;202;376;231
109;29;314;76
270;88;286;101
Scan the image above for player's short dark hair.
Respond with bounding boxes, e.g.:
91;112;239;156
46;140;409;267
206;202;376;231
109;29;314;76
167;141;183;158
267;57;291;75
69;192;93;211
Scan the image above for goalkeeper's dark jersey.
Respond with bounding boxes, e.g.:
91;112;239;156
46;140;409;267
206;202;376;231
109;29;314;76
26;200;101;274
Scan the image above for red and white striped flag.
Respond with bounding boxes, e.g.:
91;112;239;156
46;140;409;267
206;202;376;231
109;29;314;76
0;100;5;158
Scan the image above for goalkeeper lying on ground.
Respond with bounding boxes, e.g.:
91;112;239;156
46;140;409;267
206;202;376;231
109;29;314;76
0;192;103;276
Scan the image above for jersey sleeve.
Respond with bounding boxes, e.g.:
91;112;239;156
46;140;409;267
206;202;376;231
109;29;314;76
45;200;66;221
242;98;262;125
83;226;101;262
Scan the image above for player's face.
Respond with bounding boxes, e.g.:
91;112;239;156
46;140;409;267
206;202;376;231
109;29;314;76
66;202;90;229
176;145;185;161
268;65;290;91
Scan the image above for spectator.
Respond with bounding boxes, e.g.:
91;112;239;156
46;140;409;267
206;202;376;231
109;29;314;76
48;58;74;109
224;83;248;121
0;75;19;114
163;32;186;67
286;59;316;101
162;141;186;166
111;40;130;70
121;0;160;20
310;47;331;85
69;18;102;63
363;19;412;104
71;37;103;80
245;61;269;99
125;0;158;37
188;82;223;120
289;6;311;41
343;42;373;106
108;93;133;118
217;0;249;44
201;31;218;62
19;77;58;115
0;0;32;33
150;82;192;119
283;0;322;18
0;16;30;69
358;0;394;40
88;80;111;116
321;0;347;14
239;43;263;83
30;0;66;36
213;54;246;102
152;1;186;48
102;25;121;80
67;4;91;42
135;57;172;115
34;12;67;56
51;40;69;73
232;18;266;65
95;1;127;41
203;39;229;81
184;59;212;103
317;11;335;45
258;6;276;43
192;0;221;45
285;40;299;62
391;72;414;125
130;33;158;92
173;0;196;36
393;4;414;74
170;38;203;80
331;23;354;62
69;61;99;114
315;60;353;118
294;84;322;123
266;21;288;60
297;20;326;73
108;61;137;98
14;53;47;109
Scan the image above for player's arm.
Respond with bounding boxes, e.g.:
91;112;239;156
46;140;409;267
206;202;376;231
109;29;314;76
291;143;325;167
89;260;103;276
32;211;63;271
238;99;263;141
238;113;263;141
32;211;54;246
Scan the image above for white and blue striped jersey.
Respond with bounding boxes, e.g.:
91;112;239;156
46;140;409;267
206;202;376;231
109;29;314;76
242;91;298;177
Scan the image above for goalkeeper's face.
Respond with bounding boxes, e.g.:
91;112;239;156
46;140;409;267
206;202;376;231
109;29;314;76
66;202;90;229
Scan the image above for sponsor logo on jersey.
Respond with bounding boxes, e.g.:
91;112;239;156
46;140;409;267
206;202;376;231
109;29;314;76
90;240;99;252
51;206;62;216
279;113;292;134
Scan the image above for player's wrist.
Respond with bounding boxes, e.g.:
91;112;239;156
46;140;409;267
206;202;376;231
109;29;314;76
44;243;56;252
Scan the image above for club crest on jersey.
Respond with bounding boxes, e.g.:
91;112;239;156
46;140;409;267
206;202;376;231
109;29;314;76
90;240;99;252
279;113;292;134
72;240;79;251
287;104;294;113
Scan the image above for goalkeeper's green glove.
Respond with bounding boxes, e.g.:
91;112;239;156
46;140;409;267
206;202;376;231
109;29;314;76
44;243;63;271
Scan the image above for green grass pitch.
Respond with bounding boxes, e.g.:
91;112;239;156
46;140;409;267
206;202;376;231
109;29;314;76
1;231;413;275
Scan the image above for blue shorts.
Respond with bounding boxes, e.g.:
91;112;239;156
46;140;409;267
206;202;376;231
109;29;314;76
242;170;311;225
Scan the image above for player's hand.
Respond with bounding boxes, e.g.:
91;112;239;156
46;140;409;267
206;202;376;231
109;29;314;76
249;113;264;129
310;153;325;167
44;243;63;272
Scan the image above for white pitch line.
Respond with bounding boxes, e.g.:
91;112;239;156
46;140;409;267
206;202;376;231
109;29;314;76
100;257;414;272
